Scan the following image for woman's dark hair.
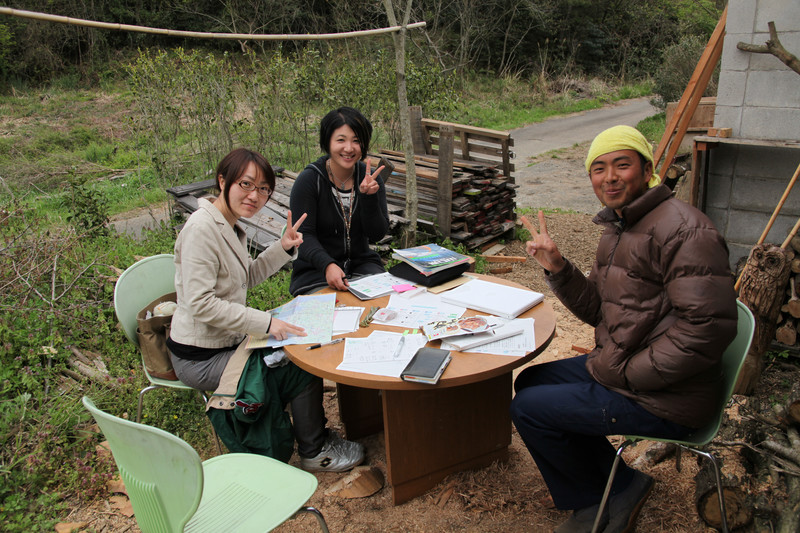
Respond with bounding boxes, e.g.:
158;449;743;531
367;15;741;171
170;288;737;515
319;107;372;159
215;148;275;211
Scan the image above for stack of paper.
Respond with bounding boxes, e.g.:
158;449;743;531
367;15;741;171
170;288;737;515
440;279;544;319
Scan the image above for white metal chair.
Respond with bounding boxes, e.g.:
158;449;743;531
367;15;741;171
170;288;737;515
591;300;755;533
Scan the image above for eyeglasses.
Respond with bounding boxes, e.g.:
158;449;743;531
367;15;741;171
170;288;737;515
237;179;272;197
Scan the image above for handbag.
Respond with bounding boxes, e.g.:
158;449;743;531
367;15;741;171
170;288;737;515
136;292;179;381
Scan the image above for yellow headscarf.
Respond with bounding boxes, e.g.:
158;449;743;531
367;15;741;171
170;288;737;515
584;125;661;188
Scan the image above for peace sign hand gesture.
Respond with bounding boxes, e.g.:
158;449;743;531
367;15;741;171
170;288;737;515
521;211;566;274
281;210;307;252
359;158;385;195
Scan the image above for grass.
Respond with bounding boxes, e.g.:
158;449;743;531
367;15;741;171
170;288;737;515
450;77;653;131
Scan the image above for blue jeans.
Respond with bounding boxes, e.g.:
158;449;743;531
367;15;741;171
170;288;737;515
510;355;691;510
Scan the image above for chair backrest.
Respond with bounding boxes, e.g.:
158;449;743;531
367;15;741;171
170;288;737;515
689;299;755;446
114;254;176;346
83;396;203;533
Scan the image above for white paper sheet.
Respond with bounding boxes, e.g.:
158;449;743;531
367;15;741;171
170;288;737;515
336;331;428;377
371;292;466;328
332;306;363;335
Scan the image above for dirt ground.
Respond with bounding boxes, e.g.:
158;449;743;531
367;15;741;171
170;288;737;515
69;147;781;532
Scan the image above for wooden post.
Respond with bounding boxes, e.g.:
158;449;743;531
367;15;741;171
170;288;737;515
437;124;454;237
409;106;425;155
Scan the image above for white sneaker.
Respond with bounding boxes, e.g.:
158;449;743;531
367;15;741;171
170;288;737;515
300;431;365;472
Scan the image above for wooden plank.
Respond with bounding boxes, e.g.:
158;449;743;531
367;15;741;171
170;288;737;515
658;25;724;178
437;124;454;237
654;5;727;168
483;255;527;263
420;118;512;141
409;105;426;155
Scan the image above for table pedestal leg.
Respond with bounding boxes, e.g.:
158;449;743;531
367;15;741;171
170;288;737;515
337;374;512;505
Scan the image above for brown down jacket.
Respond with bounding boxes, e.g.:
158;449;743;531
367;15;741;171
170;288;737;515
546;185;738;428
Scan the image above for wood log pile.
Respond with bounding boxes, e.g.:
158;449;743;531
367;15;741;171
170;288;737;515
376;149;517;250
772;236;800;353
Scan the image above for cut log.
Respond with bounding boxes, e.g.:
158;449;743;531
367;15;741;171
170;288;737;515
323;466;384;498
693;461;752;530
789;278;800;318
787;389;800;425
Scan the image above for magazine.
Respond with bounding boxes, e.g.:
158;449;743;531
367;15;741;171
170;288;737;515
392;243;470;275
421;315;494;341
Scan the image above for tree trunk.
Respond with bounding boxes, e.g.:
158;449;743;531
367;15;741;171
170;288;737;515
382;0;417;247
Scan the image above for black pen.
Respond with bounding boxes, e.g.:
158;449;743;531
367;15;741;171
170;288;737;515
306;338;345;350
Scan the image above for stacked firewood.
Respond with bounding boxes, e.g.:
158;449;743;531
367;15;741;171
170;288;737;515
774;239;800;348
376;150;517;250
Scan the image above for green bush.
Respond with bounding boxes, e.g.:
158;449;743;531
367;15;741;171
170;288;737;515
651;35;718;110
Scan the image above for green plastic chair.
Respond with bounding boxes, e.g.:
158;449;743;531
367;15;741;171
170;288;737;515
115;254;222;454
592;300;755;533
114;254;201;423
83;396;329;533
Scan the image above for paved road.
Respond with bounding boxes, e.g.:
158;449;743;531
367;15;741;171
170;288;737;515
512;97;658;213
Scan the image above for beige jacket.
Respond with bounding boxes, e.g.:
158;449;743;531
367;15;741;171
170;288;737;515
170;198;293;349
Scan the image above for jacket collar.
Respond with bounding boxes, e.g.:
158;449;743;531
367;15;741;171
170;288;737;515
198;197;250;270
593;184;673;229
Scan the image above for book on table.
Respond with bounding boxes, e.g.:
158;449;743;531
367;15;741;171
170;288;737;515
392;243;470;275
440;278;544;319
400;347;452;385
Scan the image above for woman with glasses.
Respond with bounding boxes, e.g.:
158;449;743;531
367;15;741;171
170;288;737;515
289;107;389;295
168;147;365;471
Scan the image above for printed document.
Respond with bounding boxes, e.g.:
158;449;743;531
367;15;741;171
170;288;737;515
337;331;428;377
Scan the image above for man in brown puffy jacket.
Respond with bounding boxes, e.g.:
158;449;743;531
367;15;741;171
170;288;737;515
511;125;737;533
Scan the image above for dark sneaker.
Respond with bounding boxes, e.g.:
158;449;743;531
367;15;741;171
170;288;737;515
603;470;654;533
554;503;609;533
300;431;365;472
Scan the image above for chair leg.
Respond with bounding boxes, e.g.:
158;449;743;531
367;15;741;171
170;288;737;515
592;439;634;533
685;446;729;533
197;391;223;455
296;506;330;533
136;384;164;423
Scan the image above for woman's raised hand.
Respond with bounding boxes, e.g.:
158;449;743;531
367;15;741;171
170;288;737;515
281;210;307;252
359;158;385;195
521;211;566;274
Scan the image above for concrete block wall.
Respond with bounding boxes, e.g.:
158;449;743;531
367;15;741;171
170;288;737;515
703;0;800;266
705;144;800;264
716;0;800;139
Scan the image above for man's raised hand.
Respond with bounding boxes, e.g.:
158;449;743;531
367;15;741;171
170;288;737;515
521;211;566;274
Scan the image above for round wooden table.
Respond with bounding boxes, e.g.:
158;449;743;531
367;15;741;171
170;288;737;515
284;274;556;504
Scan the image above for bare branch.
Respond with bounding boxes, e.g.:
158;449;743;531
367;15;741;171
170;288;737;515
737;21;800;75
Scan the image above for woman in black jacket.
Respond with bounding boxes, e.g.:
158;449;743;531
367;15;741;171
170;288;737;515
289;107;389;296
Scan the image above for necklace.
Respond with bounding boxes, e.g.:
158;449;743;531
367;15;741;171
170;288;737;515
327;159;354;189
327;159;355;272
